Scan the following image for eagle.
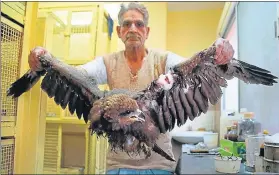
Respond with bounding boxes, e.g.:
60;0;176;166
7;45;278;162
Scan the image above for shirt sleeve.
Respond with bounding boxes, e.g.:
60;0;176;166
77;56;108;84
165;52;186;73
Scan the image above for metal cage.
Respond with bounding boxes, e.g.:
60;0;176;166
1;18;23;121
1;14;24;174
1;139;15;174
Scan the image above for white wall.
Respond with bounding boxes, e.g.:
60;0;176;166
237;2;279;134
170;110;216;135
221;20;239;112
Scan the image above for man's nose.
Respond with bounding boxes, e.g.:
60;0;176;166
128;23;137;32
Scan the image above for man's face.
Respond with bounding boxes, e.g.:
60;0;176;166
117;10;150;49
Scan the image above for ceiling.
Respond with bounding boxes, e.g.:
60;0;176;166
167;2;225;11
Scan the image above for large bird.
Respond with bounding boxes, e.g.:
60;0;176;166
7;45;278;162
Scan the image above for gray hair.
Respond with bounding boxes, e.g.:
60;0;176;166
118;2;149;26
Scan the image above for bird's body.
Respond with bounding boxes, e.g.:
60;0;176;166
7;45;278;162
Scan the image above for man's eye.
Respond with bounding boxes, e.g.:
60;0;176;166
136;22;144;27
123;22;130;27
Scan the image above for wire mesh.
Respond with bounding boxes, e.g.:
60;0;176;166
1;21;23;117
1;139;15;174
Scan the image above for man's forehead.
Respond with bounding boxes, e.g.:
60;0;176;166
122;10;144;21
122;18;144;23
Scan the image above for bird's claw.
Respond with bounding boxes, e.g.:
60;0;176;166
141;142;152;159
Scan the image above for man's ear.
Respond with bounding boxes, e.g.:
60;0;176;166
146;27;150;39
116;26;121;38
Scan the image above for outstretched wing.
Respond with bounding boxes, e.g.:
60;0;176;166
7;54;105;123
134;46;278;133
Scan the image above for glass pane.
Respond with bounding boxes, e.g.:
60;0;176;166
71;11;93;25
53;10;68;25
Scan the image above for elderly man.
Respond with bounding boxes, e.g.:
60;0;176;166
29;2;234;175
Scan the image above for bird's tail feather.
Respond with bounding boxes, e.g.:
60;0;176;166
7;69;45;98
153;143;175;162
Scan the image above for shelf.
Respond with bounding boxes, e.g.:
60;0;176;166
46;117;88;125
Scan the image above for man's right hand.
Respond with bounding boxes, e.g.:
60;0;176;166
28;46;49;71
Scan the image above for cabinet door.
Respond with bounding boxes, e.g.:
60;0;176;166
1;6;25;174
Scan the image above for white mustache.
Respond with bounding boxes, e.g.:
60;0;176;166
126;34;140;39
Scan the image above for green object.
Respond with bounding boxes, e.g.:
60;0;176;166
219;139;246;157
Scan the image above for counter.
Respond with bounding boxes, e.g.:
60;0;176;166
175;153;247;174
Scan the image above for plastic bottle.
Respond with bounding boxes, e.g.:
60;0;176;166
237;112;261;142
228;124;238;142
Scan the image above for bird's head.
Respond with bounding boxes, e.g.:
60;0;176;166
90;94;145;130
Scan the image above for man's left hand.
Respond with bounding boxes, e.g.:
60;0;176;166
214;38;234;65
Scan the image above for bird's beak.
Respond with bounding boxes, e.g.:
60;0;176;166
129;109;145;122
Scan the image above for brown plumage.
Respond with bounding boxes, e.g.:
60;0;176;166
88;94;165;160
7;45;278;162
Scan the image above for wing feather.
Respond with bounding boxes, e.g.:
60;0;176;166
162;94;172;131
158;105;167;133
68;92;78;115
41;71;52;92
7;54;105;123
215;59;277;85
206;69;228;87
172;86;185;126
166;91;176;130
167;91;177;121
76;96;84;119
185;86;200;119
178;88;192;121
61;86;73;109
193;84;208;114
205;73;222;101
54;80;64;105
199;74;216;104
83;103;91;123
149;100;165;132
48;73;59;98
135;46;278;133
